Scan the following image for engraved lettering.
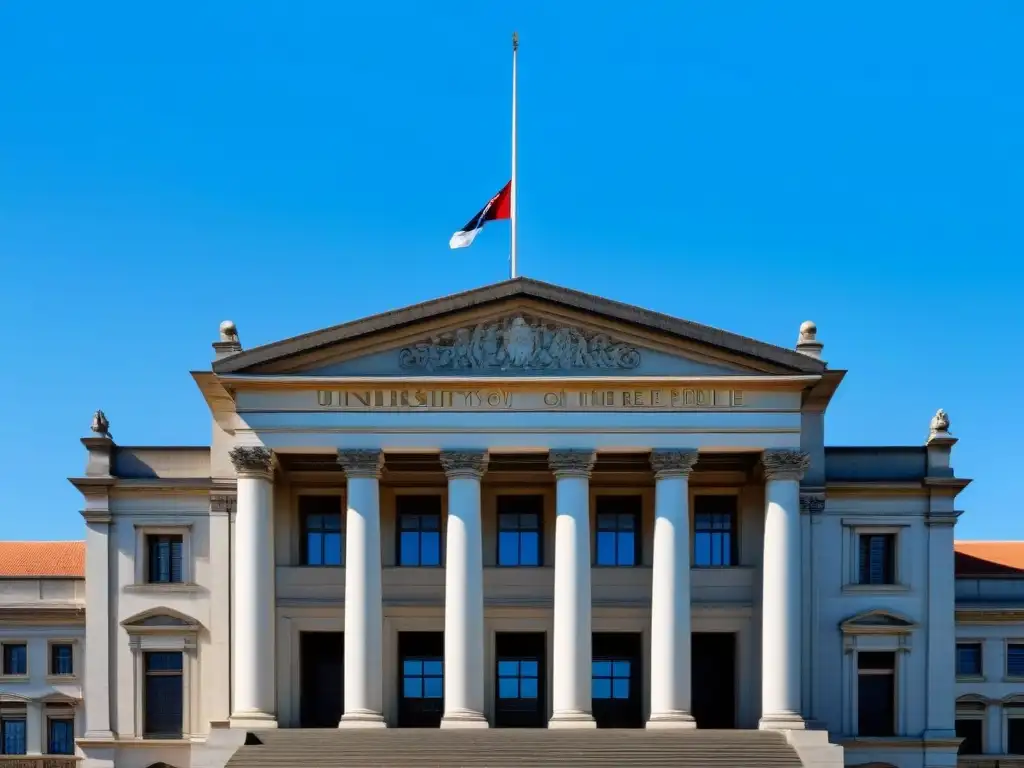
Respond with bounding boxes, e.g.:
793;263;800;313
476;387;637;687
348;391;371;407
696;389;708;406
317;390;332;407
651;390;662;406
503;391;513;408
670;389;680;407
543;392;561;407
487;391;501;407
414;390;428;406
633;391;644;406
732;390;744;406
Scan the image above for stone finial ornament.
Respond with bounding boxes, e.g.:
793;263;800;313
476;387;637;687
795;320;824;359
90;409;111;438
219;321;239;343
930;408;950;435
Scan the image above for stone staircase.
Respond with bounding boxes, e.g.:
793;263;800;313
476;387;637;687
223;728;805;767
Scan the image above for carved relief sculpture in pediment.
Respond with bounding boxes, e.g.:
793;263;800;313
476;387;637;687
398;314;641;372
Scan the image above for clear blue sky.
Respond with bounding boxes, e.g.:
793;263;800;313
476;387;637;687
1;2;1020;542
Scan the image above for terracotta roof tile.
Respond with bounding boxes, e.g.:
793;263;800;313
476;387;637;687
955;541;1024;577
0;541;85;578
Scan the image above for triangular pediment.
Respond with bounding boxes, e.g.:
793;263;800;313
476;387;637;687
840;609;917;634
212;278;826;377
121;606;202;632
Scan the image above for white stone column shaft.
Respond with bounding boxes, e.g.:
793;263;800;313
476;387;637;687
440;451;489;728
338;450;386;728
229;446;278;728
648;449;699;729
26;701;42;755
760;449;810;730
82;512;114;739
549;449;597;729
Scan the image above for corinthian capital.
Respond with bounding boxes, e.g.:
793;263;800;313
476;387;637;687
440;451;489;479
549;449;596;478
229;446;273;477
337;449;384;478
762;449;810;481
650;449;699;478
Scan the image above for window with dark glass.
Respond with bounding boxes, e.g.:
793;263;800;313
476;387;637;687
858;533;895;585
956;643;982;677
1009;716;1024;754
2;644;26;676
592;659;631;700
144;652;183;738
595;497;641;567
857;651;895;737
402;658;443;700
47;718;74;755
397;496;442;567
497;495;542;566
497;659;539;701
693;495;737;567
1;717;25;755
147;534;184;583
50;643;73;676
300;495;344;566
1008;644;1024;678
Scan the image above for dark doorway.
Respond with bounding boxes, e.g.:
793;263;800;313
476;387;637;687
494;632;546;727
398;631;444;728
591;632;642;728
299;632;343;727
692;632;736;728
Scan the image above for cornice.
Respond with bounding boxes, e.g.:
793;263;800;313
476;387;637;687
956;607;1024;624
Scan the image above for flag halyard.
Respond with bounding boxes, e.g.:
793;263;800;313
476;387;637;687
449;181;512;249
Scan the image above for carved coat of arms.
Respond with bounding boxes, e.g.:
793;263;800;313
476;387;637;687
398;315;641;372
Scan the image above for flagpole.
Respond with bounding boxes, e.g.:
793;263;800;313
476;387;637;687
510;31;518;279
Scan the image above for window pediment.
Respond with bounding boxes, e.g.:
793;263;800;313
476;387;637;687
121;606;203;636
840;609;917;635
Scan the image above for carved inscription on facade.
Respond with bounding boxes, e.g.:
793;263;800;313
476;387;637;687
398;315;641;371
314;387;744;411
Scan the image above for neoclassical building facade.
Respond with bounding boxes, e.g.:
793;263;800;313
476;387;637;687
45;277;994;767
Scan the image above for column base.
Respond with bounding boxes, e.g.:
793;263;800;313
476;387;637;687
229;711;278;729
549;711;597;729
759;713;808;731
338;710;387;729
440;710;489;729
647;711;698;729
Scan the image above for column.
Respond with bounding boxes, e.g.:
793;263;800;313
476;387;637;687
26;701;42;755
549;449;597;729
440;451;489;728
229;446;278;728
338;450;387;728
760;449;809;730
647;449;699;729
82;512;114;739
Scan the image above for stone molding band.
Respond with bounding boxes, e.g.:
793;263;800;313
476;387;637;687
440;451;489;479
337;449;384;478
650;449;699;478
548;449;597;478
229;446;273;478
762;449;810;481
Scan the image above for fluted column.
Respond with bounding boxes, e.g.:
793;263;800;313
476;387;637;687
647;449;699;729
549;449;597;729
338;449;387;728
229;446;278;728
440;451;489;728
760;449;810;730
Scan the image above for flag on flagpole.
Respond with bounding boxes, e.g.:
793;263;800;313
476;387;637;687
448;181;512;249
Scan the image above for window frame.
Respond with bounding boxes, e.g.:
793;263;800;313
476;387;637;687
593;495;642;568
857;532;897;586
47;640;77;680
1006;703;1024;754
692;493;739;568
395;494;444;568
0;642;28;679
855;650;897;737
1007;641;1024;681
841;520;910;592
496;495;543;567
956;641;984;680
143;651;184;739
591;657;633;701
955;698;987;756
0;713;26;755
840;610;914;737
401;656;444;700
133;523;193;588
298;494;345;567
46;714;75;755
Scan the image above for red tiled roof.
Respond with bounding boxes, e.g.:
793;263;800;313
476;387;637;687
955;541;1024;577
0;541;85;578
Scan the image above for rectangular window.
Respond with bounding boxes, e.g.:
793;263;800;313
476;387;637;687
397;496;442;567
592;659;631;700
47;718;74;755
857;651;896;737
0;717;25;755
402;658;443;699
497;495;542;567
147;534;184;584
595;496;641;567
1009;644;1024;678
144;651;183;738
299;495;344;566
2;644;26;676
1009;716;1024;754
693;495;737;567
50;643;74;676
858;533;896;585
497;659;539;700
956;642;982;677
